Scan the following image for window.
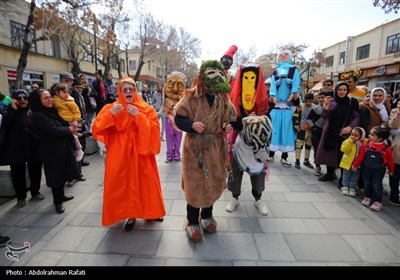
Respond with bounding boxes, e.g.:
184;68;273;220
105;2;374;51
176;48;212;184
339;52;345;65
325;55;334;68
111;55;118;70
386;33;400;55
83;46;93;62
51;39;61;58
10;21;36;51
356;44;370;60
129;60;137;70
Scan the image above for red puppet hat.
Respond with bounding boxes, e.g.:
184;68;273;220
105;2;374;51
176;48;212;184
223;45;238;59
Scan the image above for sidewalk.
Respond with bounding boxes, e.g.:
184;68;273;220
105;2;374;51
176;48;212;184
1;139;400;266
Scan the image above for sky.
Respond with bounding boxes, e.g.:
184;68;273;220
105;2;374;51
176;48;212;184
141;0;399;62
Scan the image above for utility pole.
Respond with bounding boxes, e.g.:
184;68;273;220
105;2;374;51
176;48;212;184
92;14;98;72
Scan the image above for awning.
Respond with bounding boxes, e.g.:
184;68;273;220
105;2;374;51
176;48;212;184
309;81;323;92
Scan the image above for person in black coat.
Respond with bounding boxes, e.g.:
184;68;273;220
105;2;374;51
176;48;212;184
0;89;43;208
29;89;80;214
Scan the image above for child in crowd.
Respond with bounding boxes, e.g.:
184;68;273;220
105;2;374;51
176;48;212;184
51;83;84;161
352;126;394;211
293;93;315;169
339;127;366;197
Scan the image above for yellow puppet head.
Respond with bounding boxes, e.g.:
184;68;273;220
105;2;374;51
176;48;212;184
241;65;258;111
164;71;187;101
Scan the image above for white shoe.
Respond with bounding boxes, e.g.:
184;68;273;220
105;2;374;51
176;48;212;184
348;188;356;197
341;187;349;196
253;200;268;216
267;157;274;163
226;198;239;212
280;158;291;167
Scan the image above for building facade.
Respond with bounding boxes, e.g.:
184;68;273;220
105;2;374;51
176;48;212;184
319;18;400;93
0;0;163;95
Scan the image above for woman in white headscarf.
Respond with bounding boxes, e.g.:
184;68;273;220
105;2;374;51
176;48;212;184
359;87;391;133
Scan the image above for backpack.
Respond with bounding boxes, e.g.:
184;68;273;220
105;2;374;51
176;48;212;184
272;66;297;90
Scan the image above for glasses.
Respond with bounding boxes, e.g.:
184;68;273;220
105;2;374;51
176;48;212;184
41;96;53;100
122;87;135;93
16;96;27;101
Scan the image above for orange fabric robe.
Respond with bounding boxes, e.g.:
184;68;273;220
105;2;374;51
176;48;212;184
92;88;166;226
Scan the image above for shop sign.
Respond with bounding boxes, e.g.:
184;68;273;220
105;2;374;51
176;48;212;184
338;69;363;81
375;65;386;74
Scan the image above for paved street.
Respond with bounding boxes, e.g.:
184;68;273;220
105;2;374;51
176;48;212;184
1;138;400;267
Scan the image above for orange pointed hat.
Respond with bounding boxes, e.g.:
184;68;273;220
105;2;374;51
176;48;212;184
223;45;238;59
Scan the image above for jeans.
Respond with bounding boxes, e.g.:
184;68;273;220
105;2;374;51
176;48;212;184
362;165;386;202
389;163;400;198
342;168;360;189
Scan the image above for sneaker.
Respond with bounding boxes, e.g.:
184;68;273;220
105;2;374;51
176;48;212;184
348;188;356;197
341;187;349;196
81;161;90;166
200;217;217;233
75;149;84;162
174;158;181;162
165;158;172;163
226;197;239;212
253;200;268;216
0;236;11;247
17;199;26;208
303;160;314;169
318;173;335;181
280;158;291;167
295;162;300;169
361;197;371;207
389;197;400;207
370;201;382;212
32;193;45;200
267;157;274;163
185;224;203;241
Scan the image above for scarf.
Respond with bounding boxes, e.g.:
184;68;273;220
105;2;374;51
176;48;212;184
370;87;388;122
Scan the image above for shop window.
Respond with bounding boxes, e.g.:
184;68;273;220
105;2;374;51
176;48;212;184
356;44;370;60
129;60;137;70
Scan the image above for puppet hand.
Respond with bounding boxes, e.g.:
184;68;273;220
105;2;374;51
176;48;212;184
127;104;139;116
110;104;123;115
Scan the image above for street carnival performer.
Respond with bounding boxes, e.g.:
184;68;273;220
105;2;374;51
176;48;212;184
174;60;236;241
92;77;165;232
225;63;271;216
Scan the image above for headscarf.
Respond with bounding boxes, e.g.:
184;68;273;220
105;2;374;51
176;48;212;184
29;89;68;125
11;89;29;99
370;87;389;122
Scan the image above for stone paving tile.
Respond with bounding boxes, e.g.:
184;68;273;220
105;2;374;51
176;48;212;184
285;192;325;202
194;232;259;261
126;257;167;266
285;233;361;262
165;258;232;266
25;251;65;266
254;233;295;261
80;197;102;213
76;228;109;253
45;226;92;251
320;219;376;234
265;183;290;192
240;217;263;233
96;228;162;256
300;219;329;234
342;234;400;264
268;192;287;202
313;202;353;218
376;235;400;257
156;231;194;258
259;218;309;233
58;252;129;266
269;202;323;218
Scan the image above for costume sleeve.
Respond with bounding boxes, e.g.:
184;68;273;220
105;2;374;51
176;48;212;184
352;142;367;168
270;75;277;97
291;68;301;94
134;110;161;155
175;114;194;133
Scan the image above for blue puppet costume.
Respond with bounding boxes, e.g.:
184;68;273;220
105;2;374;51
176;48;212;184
268;50;301;167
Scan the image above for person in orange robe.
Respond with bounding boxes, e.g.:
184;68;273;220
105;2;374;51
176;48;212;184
92;77;166;231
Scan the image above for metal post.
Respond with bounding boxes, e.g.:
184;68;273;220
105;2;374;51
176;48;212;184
93;15;98;72
306;62;311;93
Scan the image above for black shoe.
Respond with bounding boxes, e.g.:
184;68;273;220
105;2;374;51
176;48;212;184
303;160;314;169
124;218;136;232
295;162;300;169
62;195;74;202
66;180;75;187
55;203;65;214
81;161;90;166
146;218;164;223
319;173;335;181
0;236;11;247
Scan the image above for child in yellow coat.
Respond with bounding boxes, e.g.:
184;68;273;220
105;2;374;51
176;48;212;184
339;127;366;197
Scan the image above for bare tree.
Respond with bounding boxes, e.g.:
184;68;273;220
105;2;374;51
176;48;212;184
373;0;399;14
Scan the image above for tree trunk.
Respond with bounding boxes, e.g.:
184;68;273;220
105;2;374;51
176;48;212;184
15;0;36;89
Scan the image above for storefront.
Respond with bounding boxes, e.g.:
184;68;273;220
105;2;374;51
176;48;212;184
7;69;44;92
